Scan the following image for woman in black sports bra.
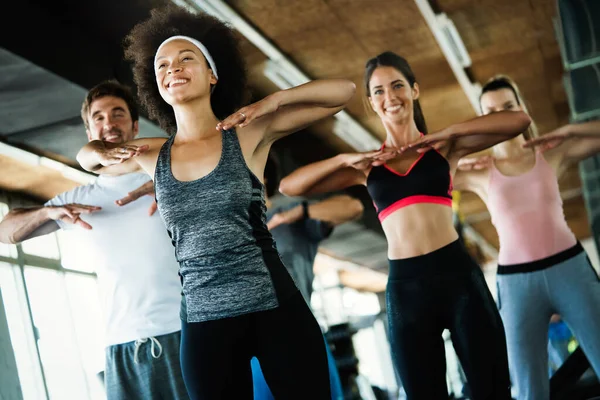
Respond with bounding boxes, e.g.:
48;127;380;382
280;52;531;400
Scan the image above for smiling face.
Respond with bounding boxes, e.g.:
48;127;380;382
85;95;138;143
154;39;218;106
367;66;419;126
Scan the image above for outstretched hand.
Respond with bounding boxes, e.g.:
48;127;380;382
98;145;149;167
47;204;102;230
115;180;157;216
267;206;304;230
457;155;494;171
522;128;568;153
341;149;398;171
217;95;280;131
401;130;454;154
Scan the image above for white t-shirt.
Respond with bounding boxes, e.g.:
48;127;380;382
46;173;182;347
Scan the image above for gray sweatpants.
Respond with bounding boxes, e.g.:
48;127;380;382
105;330;188;400
497;251;600;400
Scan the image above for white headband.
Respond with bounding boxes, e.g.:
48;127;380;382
154;35;218;79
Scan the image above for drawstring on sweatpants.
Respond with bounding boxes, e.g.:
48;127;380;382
133;336;163;364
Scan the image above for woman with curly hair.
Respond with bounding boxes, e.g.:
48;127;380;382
76;5;356;399
279;52;532;399
455;75;600;400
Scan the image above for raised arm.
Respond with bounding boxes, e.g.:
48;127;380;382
266;194;363;230
523;120;600;169
279;149;395;197
0;204;101;244
77;139;147;174
217;79;357;143
306;195;364;226
452;155;494;193
405;111;531;161
76;137;166;176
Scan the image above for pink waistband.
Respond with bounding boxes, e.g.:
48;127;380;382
379;195;452;222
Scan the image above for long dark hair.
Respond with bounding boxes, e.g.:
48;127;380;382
364;51;428;134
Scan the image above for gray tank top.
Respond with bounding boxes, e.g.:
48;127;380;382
154;129;296;322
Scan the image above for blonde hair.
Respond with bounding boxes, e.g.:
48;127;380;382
480;75;539;140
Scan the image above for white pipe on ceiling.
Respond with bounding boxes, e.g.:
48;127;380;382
413;0;482;113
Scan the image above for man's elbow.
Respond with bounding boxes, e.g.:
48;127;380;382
0;214;16;244
5;234;17;245
0;231;13;244
0;229;17;245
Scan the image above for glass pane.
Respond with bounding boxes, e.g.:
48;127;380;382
0;240;17;258
0;262;46;399
56;230;95;273
64;273;105;399
565;66;600;118
558;0;600;64
0;203;17;258
24;266;90;400
21;233;60;260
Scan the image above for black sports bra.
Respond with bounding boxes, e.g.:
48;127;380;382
366;144;453;222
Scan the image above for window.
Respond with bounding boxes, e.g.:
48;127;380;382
0;194;104;400
64;273;105;396
25;266;93;400
21;233;60;260
0;262;46;400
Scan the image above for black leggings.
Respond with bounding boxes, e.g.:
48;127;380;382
180;292;331;399
387;240;511;400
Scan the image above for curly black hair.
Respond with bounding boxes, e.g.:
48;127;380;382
124;5;248;135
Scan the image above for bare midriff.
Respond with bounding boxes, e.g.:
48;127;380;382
381;203;458;260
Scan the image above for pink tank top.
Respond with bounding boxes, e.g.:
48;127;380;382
488;151;577;265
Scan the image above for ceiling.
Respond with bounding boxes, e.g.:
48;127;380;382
0;0;592;279
0;49;167;163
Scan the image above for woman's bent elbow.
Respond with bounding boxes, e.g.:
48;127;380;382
278;179;300;197
517;111;532;131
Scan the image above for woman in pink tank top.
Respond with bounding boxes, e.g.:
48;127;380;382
455;75;600;400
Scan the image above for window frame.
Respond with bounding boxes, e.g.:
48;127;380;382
0;191;98;400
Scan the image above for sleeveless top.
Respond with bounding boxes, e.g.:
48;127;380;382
487;151;577;265
367;144;453;222
154;129;296;322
